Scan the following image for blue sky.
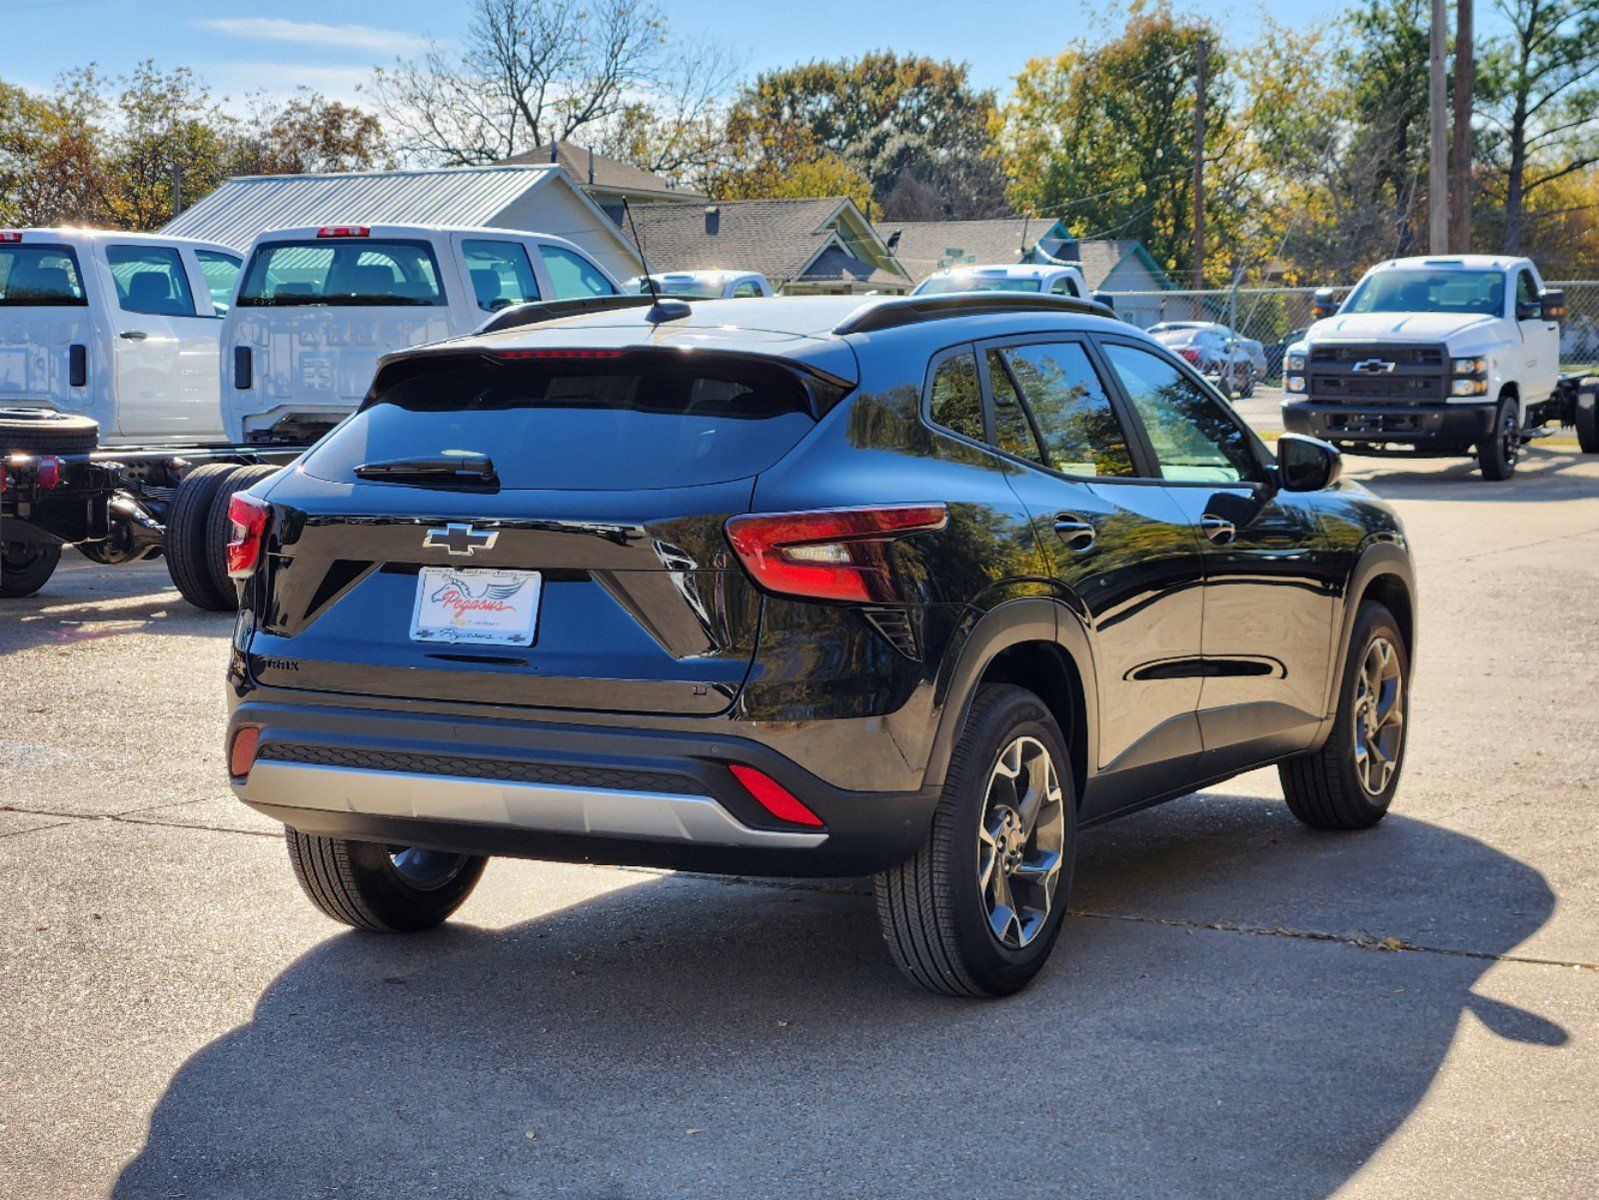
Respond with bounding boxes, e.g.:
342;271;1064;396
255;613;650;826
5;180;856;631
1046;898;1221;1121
9;0;1360;105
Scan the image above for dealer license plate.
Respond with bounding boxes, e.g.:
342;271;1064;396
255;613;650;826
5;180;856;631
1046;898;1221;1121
410;567;541;647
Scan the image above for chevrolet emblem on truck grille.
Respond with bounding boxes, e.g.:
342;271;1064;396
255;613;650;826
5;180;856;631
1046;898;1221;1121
1352;358;1397;375
423;523;498;556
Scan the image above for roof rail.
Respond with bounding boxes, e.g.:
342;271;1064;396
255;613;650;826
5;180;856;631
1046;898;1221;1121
477;294;658;335
832;292;1115;336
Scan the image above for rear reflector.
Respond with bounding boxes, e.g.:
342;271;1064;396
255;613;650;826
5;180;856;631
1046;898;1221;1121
34;456;62;490
495;348;627;360
225;492;270;579
725;504;947;604
728;764;825;828
229;727;260;779
316;225;369;238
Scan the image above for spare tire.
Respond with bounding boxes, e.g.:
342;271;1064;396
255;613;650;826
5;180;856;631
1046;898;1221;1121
165;463;239;611
0;408;98;456
205;464;280;602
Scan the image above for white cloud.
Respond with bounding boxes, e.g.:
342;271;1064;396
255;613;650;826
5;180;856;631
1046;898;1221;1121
197;18;428;57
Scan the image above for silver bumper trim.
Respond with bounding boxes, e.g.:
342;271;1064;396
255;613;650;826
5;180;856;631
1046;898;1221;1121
233;760;828;849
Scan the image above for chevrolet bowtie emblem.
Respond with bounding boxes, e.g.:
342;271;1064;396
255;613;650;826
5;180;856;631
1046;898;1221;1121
1352;358;1396;375
423;523;498;556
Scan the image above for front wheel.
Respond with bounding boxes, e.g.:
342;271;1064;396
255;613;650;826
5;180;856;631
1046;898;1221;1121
875;684;1076;997
0;541;62;598
285;830;487;932
1477;396;1520;480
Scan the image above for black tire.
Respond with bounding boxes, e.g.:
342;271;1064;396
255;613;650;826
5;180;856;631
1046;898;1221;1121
1279;601;1409;830
285;829;486;933
1577;392;1599;454
875;684;1077;997
1477;394;1520;480
204;464;278;601
0;407;98;455
1237;365;1257;399
1;541;62;598
165;463;237;611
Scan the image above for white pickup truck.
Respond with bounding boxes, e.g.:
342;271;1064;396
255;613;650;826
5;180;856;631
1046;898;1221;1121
1282;254;1598;479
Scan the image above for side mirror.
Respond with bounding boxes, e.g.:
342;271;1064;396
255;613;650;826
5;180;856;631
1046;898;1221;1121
1516;301;1542;321
1092;290;1116;313
1276;433;1343;492
1540;288;1565;323
1311;287;1338;320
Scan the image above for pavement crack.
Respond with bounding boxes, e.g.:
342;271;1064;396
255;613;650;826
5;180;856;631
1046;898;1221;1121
0;803;279;840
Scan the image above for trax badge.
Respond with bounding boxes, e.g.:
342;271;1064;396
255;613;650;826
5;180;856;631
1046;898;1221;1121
423;523;498;556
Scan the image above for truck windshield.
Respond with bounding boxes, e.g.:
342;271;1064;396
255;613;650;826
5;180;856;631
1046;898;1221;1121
916;275;1043;295
0;245;87;306
235;239;446;307
1343;269;1506;318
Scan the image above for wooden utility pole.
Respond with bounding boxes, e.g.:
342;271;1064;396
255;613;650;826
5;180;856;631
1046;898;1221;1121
1191;39;1207;290
1428;0;1449;253
1450;0;1474;251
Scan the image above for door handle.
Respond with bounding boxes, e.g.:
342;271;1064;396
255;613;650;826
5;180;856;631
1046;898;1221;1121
118;330;148;341
1201;514;1236;544
1053;515;1097;552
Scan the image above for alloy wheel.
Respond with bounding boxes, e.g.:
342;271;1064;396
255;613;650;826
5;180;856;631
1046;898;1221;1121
1351;636;1405;795
977;736;1066;949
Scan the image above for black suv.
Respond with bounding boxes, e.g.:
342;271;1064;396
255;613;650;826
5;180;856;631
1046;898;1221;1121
223;293;1416;997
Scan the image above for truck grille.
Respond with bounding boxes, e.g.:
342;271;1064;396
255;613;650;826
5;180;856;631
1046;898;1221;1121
1307;343;1447;405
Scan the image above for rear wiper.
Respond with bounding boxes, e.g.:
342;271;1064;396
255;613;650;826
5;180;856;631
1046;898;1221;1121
354;454;498;485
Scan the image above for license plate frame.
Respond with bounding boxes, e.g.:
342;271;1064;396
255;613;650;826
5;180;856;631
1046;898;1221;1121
410;566;542;647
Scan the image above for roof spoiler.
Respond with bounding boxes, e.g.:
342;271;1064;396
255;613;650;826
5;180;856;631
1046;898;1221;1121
476;294;660;335
833;292;1116;335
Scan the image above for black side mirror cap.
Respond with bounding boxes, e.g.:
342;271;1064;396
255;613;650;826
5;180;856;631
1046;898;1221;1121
1539;289;1565;322
1276;432;1343;492
1092;290;1116;312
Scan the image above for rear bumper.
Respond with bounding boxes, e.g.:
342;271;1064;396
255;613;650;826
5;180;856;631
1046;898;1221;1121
227;697;940;876
1283;400;1495;451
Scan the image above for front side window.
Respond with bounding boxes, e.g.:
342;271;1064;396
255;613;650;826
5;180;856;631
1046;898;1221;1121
538;245;615;299
1001;341;1135;478
463;240;540;312
1515;269;1539;315
1050;275;1080;297
106;245;195;317
1102;343;1260;484
0;245;86;306
732;280;764;298
236;239;446;307
195;250;242;315
927;349;984;442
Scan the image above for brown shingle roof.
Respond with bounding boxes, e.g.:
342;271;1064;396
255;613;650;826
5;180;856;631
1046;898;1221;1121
883;218;1045;280
497;142;707;201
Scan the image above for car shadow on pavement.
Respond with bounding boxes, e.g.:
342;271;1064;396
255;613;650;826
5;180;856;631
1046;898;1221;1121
1348;444;1595;502
112;795;1559;1200
0;557;228;656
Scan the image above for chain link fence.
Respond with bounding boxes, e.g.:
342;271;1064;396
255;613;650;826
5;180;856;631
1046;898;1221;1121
1105;281;1599;382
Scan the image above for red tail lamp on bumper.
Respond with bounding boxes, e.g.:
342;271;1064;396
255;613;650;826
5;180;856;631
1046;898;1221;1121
728;764;825;828
724;505;947;603
229;727;261;779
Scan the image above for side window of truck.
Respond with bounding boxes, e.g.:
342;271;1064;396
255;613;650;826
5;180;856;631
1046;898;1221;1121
195;250;242;316
1051;275;1080;297
463;239;541;311
106;245;196;317
538;245;616;300
1515;269;1539;317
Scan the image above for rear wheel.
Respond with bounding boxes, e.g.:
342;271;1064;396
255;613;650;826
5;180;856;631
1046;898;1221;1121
1477;395;1520;480
1279;601;1409;829
0;541;62;598
875;684;1076;997
205;464;279;600
1577;392;1599;454
285;829;487;932
165;463;237;611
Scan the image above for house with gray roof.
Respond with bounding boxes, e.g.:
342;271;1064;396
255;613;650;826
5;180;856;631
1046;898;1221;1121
626;197;912;295
497;141;709;219
163;163;645;281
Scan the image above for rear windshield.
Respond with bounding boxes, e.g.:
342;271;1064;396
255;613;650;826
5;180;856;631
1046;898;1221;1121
0;245;87;307
630;277;723;299
236;239;446;307
916;275;1043;295
300;354;817;490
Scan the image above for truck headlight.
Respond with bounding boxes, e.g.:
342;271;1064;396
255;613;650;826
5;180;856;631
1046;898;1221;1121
1284;351;1306;373
1450;378;1489;396
1453;356;1488;375
1286;375;1307;393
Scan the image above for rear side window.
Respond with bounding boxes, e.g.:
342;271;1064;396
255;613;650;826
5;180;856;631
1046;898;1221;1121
538;245;615;299
463;239;540;311
1003;342;1135;477
106;245;195;317
927;350;983;442
0;245;86;306
301;354;816;490
986;350;1043;461
195;250;242;315
236;239;445;307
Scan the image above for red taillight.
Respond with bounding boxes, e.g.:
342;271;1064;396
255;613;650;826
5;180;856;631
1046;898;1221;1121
225;492;270;579
228;727;260;779
495;348;627;360
725;505;947;604
34;456;62;490
316;225;369;238
0;232;21;243
1179;347;1201;363
728;764;825;828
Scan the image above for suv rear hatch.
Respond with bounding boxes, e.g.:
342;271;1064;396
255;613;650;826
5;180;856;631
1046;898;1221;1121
0;240;96;416
245;344;846;715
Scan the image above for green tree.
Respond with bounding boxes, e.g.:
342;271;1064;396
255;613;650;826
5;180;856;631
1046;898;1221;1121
235;91;391;177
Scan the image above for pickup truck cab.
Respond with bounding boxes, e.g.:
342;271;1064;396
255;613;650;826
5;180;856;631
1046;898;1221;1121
0;228;242;446
622;270;772;299
223;224;621;444
1282;255;1569;479
914;262;1090;300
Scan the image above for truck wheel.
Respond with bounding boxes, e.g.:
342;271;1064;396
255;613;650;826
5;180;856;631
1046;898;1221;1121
875;684;1076;997
165;463;237;611
0;408;98;455
1477;396;1519;480
1279;601;1409;829
285;829;487;932
205;465;279;601
0;541;62;598
1577;393;1599;454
